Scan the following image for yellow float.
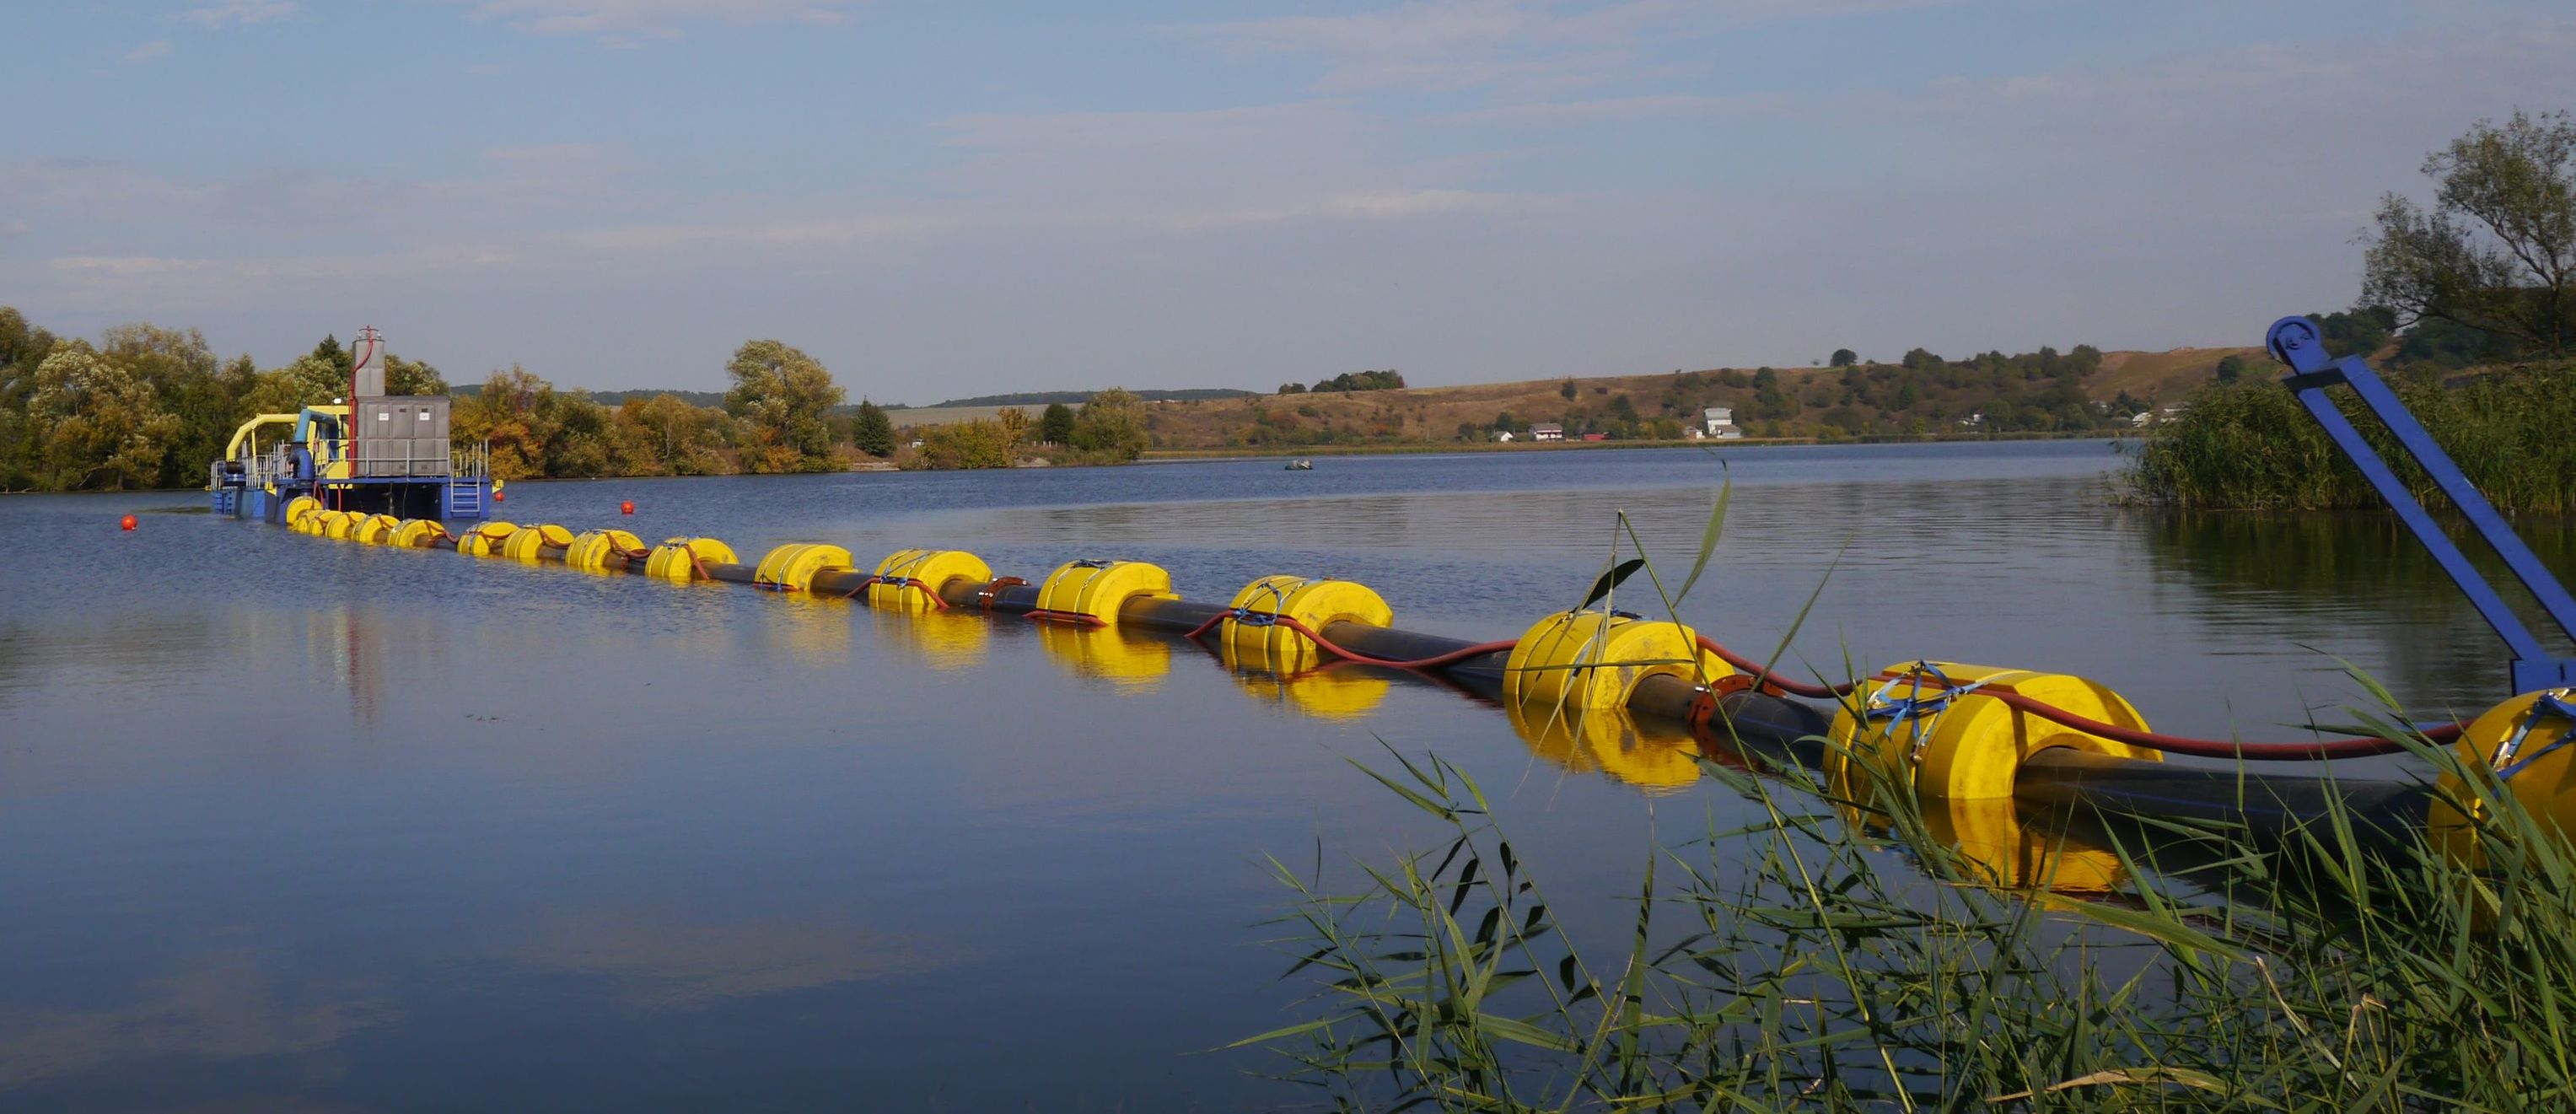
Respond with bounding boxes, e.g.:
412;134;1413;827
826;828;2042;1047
2431;689;2576;866
499;522;573;562
456;521;518;557
392;519;449;548
565;529;647;573
1826;662;2160;802
752;543;856;592
353;513;402;545
1220;576;1392;672
1033;560;1176;626
1502;611;1732;710
646;536;735;582
866;549;990;611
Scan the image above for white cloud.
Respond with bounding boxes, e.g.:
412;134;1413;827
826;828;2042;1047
1433;91;1782;126
121;39;174;62
178;0;298;28
459;0;858;40
1186;0;1956;94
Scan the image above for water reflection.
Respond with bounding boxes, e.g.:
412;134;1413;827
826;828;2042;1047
863;606;991;672
508;909;960;1012
2138;509;2576;714
1504;701;1705;794
1230;665;1389;721
0;950;395;1090
1033;622;1170;691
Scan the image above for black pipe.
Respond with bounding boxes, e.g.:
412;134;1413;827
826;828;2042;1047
590;556;2428;842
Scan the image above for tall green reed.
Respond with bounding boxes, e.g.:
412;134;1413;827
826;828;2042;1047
2127;362;2576;515
1244;474;2576;1110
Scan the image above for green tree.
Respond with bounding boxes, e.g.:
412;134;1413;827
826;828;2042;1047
96;323;223;487
2214;354;2247;384
852;399;897;456
620;393;734;476
1830;348;1858;367
309;333;352;375
385;353;448;396
1039;401;1076;445
918;419;1012;469
723;339;845;473
453;365;560;481
996;406;1030;455
24;342;180;490
2363;110;2576;357
1069;386;1149;460
1559;378;1578;401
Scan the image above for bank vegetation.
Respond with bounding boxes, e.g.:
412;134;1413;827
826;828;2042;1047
0;307;1149;491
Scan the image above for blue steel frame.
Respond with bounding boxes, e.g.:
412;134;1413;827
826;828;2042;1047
2267;315;2576;695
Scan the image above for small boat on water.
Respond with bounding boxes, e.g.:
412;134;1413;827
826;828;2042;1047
1285;459;1313;471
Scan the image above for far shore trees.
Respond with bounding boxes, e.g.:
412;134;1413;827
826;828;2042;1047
1039;401;1075;445
852;399;895;457
1069;387;1149;461
723;339;845;473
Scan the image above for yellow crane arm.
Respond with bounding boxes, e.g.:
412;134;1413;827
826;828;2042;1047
223;413;304;461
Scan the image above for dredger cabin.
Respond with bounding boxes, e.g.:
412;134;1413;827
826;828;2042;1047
207;326;494;523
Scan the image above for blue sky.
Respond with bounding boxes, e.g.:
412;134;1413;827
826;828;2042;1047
3;1;2571;399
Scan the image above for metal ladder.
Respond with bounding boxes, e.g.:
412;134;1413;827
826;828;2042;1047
2270;315;2576;695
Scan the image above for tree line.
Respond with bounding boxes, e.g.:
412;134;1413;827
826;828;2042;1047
2134;109;2576;512
0;309;876;490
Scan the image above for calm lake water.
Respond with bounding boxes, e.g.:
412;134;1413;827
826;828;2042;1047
3;440;2568;1109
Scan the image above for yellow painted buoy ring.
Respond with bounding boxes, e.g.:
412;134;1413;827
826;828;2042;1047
868;548;991;611
353;513;402;545
753;543;856;592
1502;611;1730;711
500;522;574;562
1824;662;2159;802
646;536;735;582
456;520;519;557
565;529;647;573
392;519;450;548
1220;575;1392;673
1032;559;1175;626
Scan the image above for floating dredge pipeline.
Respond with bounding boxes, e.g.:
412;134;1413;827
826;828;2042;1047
261;493;2571;893
230;315;2576;897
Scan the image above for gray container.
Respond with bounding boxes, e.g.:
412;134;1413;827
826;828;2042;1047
354;397;453;477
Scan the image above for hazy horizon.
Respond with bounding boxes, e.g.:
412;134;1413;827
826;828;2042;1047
4;1;2570;402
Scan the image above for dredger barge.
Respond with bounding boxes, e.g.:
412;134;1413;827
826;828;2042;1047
224;318;2576;890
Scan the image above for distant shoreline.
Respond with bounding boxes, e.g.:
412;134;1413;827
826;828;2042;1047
1141;428;2122;461
13;429;2127;496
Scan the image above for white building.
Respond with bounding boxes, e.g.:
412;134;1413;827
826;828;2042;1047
1702;406;1743;439
1530;422;1565;442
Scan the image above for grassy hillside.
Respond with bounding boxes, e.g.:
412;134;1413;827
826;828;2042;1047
1116;346;2242;451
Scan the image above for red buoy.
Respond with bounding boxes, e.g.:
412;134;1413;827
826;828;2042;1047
119;514;138;531
620;500;635;515
493;490;505;503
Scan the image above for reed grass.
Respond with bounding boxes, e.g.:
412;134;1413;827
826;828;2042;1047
1243;475;2576;1110
1244;708;2576;1110
2126;362;2576;514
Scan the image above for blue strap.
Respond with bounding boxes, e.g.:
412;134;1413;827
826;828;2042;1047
1863;662;1989;765
2495;693;2576;781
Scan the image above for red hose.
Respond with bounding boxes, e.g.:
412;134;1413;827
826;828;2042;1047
1692;634;2458;761
1696;637;1863;699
